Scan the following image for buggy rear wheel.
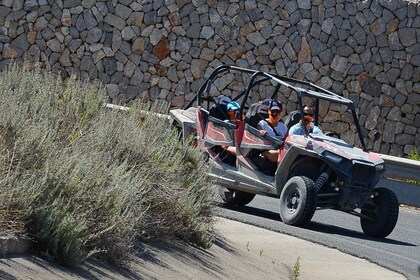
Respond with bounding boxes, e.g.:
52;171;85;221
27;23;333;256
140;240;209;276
360;188;399;238
279;176;316;226
218;186;256;207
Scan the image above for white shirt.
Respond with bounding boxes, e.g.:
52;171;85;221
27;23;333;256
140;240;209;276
257;120;287;139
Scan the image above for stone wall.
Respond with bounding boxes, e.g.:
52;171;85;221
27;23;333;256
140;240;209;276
0;0;419;156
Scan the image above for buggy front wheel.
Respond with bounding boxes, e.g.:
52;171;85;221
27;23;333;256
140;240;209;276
360;188;399;238
279;176;317;226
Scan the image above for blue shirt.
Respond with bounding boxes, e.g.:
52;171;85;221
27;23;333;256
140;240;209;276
257;120;287;139
289;123;323;135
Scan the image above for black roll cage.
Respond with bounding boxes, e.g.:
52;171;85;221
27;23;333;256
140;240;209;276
184;65;367;151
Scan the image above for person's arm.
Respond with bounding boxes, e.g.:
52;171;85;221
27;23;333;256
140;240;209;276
288;124;298;135
257;120;267;136
313;125;323;134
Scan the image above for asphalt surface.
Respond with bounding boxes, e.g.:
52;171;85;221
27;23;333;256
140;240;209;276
217;195;420;280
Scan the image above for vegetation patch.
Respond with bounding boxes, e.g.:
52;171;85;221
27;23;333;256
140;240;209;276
0;65;215;266
291;256;301;280
407;150;420;185
408;150;419;161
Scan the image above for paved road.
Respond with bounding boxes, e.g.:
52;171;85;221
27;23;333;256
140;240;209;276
217;195;420;280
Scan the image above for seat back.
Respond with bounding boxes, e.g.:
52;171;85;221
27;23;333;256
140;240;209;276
204;116;236;146
209;95;231;120
203;95;236;147
284;110;302;129
245;100;269;129
241;100;282;150
209;106;228;120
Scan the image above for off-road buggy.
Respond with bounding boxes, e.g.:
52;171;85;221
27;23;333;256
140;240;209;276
169;65;399;238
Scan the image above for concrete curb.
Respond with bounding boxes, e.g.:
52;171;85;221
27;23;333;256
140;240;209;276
0;236;29;257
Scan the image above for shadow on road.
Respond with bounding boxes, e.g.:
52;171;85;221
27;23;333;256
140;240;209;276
304;221;415;246
219;204;281;222
219;204;415;247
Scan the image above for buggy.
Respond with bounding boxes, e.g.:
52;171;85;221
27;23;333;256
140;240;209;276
169;65;399;238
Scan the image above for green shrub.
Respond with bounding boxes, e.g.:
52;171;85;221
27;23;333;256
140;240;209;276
0;65;215;266
408;149;419;161
407;150;420;185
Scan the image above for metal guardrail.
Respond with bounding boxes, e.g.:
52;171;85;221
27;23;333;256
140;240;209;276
105;103;171;120
379;154;420;207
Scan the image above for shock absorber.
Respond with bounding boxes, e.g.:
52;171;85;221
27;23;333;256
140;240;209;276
314;168;331;193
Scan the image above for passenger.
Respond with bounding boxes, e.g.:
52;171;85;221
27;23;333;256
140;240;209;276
289;105;323;135
257;100;287;164
223;101;241;155
209;95;232;120
226;101;240;122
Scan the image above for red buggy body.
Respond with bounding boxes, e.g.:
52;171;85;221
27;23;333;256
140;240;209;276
170;65;398;238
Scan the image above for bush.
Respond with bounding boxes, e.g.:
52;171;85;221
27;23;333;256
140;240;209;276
408;150;419;161
0;65;215;266
407;150;420;185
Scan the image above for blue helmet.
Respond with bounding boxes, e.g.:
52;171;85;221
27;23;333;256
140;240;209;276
226;101;240;111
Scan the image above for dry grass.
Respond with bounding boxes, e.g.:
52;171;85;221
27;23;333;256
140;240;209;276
0;65;215;266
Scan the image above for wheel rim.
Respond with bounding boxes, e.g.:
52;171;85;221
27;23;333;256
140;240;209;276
228;188;236;199
285;187;300;214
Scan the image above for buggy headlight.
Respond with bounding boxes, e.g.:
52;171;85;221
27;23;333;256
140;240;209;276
324;152;343;163
375;163;385;171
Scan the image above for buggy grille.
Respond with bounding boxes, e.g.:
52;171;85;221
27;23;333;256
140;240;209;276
351;163;375;188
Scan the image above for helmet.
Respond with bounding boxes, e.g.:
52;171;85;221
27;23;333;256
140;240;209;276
226;101;240;111
217;95;232;106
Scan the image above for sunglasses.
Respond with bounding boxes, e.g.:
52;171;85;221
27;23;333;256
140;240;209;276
270;111;280;116
304;113;314;117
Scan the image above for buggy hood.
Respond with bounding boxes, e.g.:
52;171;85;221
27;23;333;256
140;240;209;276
289;134;384;166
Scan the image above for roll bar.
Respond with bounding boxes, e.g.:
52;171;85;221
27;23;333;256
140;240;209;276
184;65;367;150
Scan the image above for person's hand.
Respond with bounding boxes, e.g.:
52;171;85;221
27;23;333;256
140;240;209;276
259;130;267;136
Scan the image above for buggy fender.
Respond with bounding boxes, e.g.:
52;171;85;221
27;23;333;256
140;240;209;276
275;145;323;195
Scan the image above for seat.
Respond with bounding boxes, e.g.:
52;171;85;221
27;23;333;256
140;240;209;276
205;95;237;166
241;100;281;175
284;110;302;129
209;106;228;120
209;95;231;120
205;95;236;147
244;100;269;128
241;100;282;150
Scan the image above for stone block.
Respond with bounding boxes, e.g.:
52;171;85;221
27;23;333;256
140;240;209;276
362;78;382;97
331;55;348;73
407;93;420;105
104;13;126;30
415;114;420;128
395;134;415;145
383;120;396;143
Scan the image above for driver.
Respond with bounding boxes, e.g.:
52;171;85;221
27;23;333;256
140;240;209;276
289;105;323;135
